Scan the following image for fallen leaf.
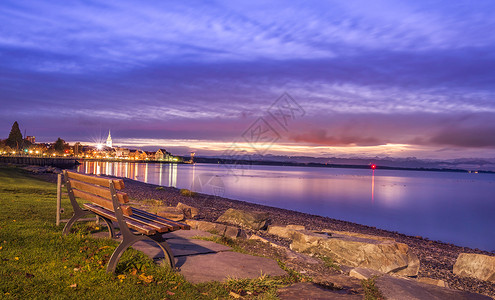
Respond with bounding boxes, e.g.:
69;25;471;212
138;273;153;283
69;283;77;288
73;268;80;272
166;291;175;296
0;246;3;250
14;257;19;261
229;291;241;299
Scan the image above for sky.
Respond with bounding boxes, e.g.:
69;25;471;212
1;0;495;159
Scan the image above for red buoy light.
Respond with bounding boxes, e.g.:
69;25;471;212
371;164;376;170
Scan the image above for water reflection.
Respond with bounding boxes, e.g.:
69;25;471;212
76;161;495;251
77;161;178;188
371;169;375;203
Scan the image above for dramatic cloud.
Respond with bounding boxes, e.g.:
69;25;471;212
1;0;494;158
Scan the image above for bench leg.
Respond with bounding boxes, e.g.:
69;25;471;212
106;234;176;273
62;211;116;238
149;234;176;271
62;210;92;236
99;217;116;239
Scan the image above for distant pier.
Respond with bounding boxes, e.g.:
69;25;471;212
0;156;79;169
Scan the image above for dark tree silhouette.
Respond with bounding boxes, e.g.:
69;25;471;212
6;121;23;150
54;138;66;154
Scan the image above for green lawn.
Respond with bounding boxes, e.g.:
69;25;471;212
0;166;288;299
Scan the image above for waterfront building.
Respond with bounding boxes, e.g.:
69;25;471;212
155;148;171;161
26;136;35;143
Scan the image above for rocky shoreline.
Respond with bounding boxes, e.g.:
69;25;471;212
33;169;495;298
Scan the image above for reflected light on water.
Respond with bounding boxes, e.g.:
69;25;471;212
371;169;375;204
77;161;178;188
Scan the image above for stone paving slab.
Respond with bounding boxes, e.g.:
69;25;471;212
133;238;232;259
376;275;492;300
176;251;287;284
277;282;362;300
163;229;216;239
92;229;287;283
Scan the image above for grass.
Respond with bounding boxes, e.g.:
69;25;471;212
0;166;293;299
362;276;385;300
179;189;197;197
317;255;341;272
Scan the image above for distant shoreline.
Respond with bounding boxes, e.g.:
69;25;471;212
78;156;495;174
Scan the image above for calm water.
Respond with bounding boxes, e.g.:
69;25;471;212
77;161;495;251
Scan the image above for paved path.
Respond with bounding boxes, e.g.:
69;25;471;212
95;229;286;283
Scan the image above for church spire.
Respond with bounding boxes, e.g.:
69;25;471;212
106;130;112;148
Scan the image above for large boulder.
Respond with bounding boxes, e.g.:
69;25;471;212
176;202;200;218
216;208;269;230
453;253;495;282
290;230;419;276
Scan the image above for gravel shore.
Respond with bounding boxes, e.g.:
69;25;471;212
36;171;495;298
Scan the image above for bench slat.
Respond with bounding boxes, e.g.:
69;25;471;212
66;171;125;190
83;204;156;235
132;209;180;231
133;208;190;230
125;214;172;233
73;189;133;216
69;179;129;204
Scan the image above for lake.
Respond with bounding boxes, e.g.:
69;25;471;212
77;161;495;252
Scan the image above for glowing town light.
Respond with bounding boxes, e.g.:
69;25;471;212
35;151;39;154
96;144;103;150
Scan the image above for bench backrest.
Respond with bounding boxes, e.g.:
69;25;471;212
64;171;133;215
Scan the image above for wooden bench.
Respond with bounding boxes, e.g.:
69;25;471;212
61;170;189;273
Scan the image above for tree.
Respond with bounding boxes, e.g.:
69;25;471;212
6;121;23;150
54;138;66;154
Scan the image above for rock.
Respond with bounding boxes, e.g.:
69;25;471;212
176;202;200;218
224;226;240;239
184;220;229;236
156;207;184;221
249;234;270;243
267;225;304;239
290;230;419;276
453;253;495;283
286;224;305;230
237;229;250;240
216;208;269;230
349;267;384;280
417;277;449;288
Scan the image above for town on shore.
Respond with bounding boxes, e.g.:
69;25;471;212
0;121;185;162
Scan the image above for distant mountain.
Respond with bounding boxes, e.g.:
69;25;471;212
194;154;495;172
